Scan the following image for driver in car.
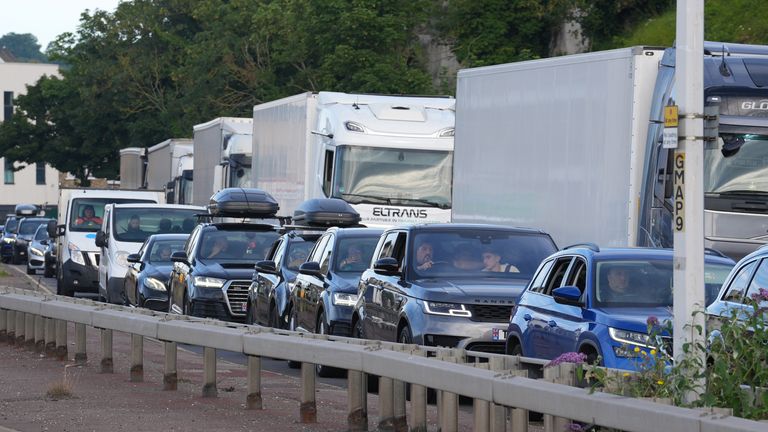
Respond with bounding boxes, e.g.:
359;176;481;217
415;240;434;270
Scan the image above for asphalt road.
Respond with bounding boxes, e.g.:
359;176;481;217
6;262;349;389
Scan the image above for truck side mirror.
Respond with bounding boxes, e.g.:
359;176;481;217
95;231;107;248
47;220;58;238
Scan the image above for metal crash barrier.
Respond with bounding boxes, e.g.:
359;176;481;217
0;287;763;432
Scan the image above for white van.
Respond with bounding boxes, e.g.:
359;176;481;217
96;203;203;304
50;188;166;297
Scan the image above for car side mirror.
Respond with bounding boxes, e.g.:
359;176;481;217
255;260;277;274
373;257;401;276
40;239;49;246
126;253;141;264
170;251;188;264
95;231;107;248
552;286;584;306
47;220;58;238
299;261;323;278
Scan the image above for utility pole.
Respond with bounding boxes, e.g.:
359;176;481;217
673;0;705;402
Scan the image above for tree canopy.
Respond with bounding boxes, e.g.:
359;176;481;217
0;33;47;62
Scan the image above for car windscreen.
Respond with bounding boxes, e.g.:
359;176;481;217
410;230;557;280
198;229;280;262
113;208;199;243
147;239;188;264
34;225;49;241
334;237;380;273
594;259;733;307
4;218;17;233
18;220;47;236
69;198;155;232
284;240;316;271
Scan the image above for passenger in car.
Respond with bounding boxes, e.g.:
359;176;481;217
481;247;519;273
204;236;229;259
603;266;630;300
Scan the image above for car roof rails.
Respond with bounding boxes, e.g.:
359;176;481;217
704;247;729;258
563;242;600;252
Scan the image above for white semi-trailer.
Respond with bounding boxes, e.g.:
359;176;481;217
145;138;193;203
252;92;455;226
192;117;252;206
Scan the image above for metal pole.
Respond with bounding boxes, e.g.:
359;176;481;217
24;313;35;349
378;376;394;431
100;329;113;373
15;312;25;345
393;379;407;432
246;356;263;410
347;369;368;431
34;315;45;352
163;341;177;391
202;347;217;398
300;362;316;423
45;318;56;357
441;390;459;432
55;319;67;360
5;310;13;345
130;334;143;382
74;323;87;364
674;0;706;402
0;309;6;343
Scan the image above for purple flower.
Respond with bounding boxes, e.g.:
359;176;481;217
646;316;660;327
545;352;588;368
750;288;768;303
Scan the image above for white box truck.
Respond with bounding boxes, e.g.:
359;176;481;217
119;147;145;189
145;138;193;203
252;92;455;226
49;188;165;297
191;117;252;206
453;43;768;259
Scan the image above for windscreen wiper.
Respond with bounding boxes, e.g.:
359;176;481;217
389;197;451;210
340;193;391;205
712;190;768;196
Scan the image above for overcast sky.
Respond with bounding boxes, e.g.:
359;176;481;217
1;0;122;49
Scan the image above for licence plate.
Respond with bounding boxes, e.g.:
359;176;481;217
492;328;508;341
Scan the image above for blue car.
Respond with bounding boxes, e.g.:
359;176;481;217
506;245;734;370
707;244;768;323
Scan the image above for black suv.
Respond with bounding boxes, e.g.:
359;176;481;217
352;223;557;353
247;231;321;328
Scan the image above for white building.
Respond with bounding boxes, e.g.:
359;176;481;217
0;52;60;217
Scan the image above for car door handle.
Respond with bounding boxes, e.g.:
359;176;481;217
523;314;532;321
548;320;557;328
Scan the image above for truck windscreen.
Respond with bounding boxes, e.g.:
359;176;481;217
113;208;200;242
704;133;768;194
69;198;155;232
332;146;452;209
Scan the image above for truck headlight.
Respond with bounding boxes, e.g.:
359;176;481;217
143;277;167;292
193;276;225;289
423;301;472;317
68;242;85;266
332;292;358;307
30;247;44;257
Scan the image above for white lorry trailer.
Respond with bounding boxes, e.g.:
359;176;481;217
145;138;194;203
191;117;252;206
453;43;768;259
119;147;145;189
251;92;455;226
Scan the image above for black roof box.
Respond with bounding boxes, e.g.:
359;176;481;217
293;198;361;227
208;188;279;218
15;204;39;217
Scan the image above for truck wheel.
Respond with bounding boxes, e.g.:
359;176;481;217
56;267;74;297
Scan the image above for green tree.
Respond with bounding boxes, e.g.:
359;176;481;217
0;33;47;62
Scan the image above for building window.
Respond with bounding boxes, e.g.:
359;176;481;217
36;163;46;185
4;159;14;184
3;91;12;121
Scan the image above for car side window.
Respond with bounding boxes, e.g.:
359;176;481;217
723;260;757;303
543;257;573;296
309;234;330;263
745;259;768;306
528;259;555;293
272;239;286;268
566;258;587;297
319;235;335;275
377;232;399;260
186;226;201;257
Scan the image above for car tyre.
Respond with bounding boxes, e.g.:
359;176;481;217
56;265;74;297
44;266;54;278
12;250;21;265
26;264;35;275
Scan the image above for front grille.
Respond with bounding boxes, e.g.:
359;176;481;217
465;341;506;354
467;304;513;323
84;252;100;269
190;300;229;321
424;334;463;348
225;280;250;317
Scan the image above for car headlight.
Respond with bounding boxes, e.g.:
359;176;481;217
68;242;85;266
115;251;130;267
30;247;44;257
333;292;358;307
143;277;167;292
193;276;225;289
3;237;15;244
423;301;472;317
608;327;653;349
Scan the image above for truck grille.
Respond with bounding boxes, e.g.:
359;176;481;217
84;252;100;269
224;280;250;317
467;305;513;323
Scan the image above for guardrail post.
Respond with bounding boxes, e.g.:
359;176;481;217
74;323;87;364
130;334;143;382
490;357;510;432
393;378;407;432
55;319;67;360
15;311;25;345
347;369;367;431
543;363;576;432
439;352;459;432
44;318;56;357
300;362;316;423
24;313;35;349
246;355;262;410
378;376;395;431
34;314;45;353
3;310;12;345
409;348;428;432
0;309;7;343
100;328;113;373
202;347;217;398
473;363;491;432
163;341;177;391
